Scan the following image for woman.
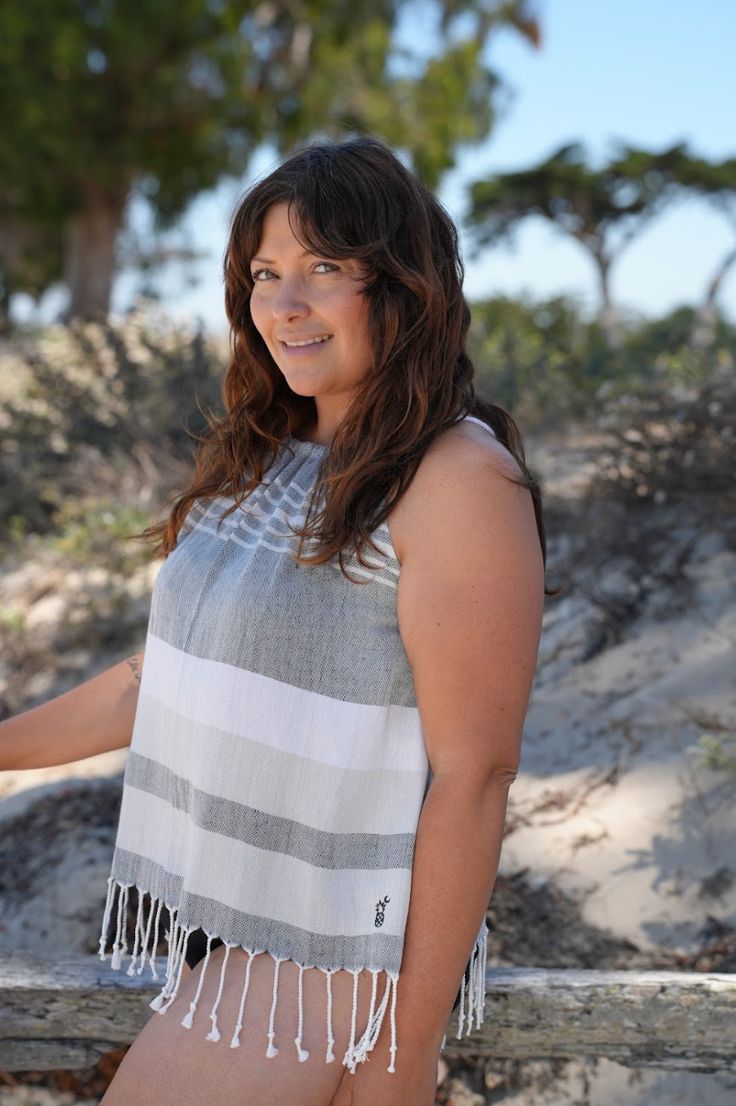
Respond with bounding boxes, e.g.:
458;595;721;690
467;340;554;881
1;136;549;1106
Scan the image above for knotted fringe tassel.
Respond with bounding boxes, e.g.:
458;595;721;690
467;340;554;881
293;963;310;1062
351;969;378;1066
344;970;399;1074
140;895;161;979
387;972;398;1072
97;876;117;963
475;923;488;1029
156;922;192;1014
110;883;130;970
125;886;146;976
98;880;404;1072
266;956;285;1058
97;880;186;1008
455;924;488;1040
182;932;214;1028
456;969;467;1038
147;906;180;1013
324;969;336;1063
206;942;235;1040
163;908;179;980
151;914;192;1012
230;949;257;1048
149;897;164;979
341;970;360;1069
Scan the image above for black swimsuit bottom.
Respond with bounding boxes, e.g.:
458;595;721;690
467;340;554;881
184;927;470;1012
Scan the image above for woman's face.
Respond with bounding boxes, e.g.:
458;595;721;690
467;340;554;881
249;203;374;418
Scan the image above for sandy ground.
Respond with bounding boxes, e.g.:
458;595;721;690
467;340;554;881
510;530;736;954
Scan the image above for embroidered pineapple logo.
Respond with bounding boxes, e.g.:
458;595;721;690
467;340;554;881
374;895;390;928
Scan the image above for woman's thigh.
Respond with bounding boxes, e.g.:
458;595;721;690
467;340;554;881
100;944;380;1106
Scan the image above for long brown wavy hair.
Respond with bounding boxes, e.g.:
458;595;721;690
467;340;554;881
139;135;558;596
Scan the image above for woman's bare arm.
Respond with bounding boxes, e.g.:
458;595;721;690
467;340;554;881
0;653;144;771
341;433;544;1098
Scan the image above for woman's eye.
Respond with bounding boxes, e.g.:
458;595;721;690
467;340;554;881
250;261;339;281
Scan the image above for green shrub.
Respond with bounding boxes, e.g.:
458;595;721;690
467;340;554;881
0;305;226;545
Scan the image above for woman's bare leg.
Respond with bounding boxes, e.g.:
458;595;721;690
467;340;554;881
100;945;381;1106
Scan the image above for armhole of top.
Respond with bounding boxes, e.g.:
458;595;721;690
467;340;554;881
457;414;498;440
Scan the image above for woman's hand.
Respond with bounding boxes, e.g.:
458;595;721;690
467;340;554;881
329;1048;440;1106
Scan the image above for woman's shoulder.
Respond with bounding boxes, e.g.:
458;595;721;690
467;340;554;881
427;416;522;471
386;418;527;565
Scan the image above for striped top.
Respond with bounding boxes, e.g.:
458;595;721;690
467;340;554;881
98;413;497;1072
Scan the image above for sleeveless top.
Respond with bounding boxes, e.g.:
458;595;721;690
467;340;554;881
98;413;498;1073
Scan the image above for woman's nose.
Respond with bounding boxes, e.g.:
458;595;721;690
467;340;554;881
272;276;309;319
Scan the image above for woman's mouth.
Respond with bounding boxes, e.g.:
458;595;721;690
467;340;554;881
280;334;333;349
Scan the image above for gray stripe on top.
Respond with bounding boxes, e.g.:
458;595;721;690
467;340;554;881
109;847;404;973
126;751;416;870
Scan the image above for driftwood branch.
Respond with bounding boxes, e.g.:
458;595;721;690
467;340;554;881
0;955;734;1073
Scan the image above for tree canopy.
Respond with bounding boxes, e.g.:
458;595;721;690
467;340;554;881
0;0;541;322
465;140;736;344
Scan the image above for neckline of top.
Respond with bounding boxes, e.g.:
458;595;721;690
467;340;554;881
287;434;329;453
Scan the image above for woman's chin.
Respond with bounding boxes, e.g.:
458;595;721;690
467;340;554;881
282;377;325;398
278;364;329;392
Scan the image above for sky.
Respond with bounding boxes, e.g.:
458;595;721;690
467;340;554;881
17;0;736;332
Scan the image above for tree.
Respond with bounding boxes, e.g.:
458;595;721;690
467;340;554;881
670;153;736;346
465;140;689;346
0;0;541;325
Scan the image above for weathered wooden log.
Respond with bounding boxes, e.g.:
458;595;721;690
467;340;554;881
0;952;157;1070
0;955;733;1073
444;968;736;1073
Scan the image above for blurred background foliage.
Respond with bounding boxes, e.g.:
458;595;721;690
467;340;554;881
0;309;224;549
0;0;734;563
0;0;541;324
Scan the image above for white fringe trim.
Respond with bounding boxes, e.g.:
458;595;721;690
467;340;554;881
454;921;489;1043
98;878;403;1072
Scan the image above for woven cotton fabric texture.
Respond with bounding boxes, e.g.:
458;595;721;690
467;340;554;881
98;414;496;1072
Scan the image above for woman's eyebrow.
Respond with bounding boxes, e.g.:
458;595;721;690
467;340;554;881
250;249;316;264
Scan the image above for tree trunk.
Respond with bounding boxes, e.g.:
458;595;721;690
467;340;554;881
692;245;736;349
595;254;622;350
704;244;736;309
62;178;131;323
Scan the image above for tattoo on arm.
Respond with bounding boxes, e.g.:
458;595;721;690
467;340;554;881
126;655;143;684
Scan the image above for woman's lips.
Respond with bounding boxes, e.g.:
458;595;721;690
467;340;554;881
279;334;334;354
